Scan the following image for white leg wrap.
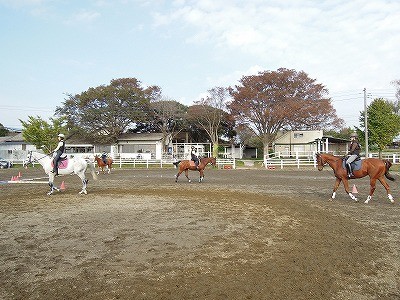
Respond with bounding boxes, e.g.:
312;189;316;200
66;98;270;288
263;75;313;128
364;195;372;204
388;194;394;203
349;193;358;201
331;192;336;199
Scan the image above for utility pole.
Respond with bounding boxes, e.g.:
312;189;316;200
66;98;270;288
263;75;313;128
363;88;369;158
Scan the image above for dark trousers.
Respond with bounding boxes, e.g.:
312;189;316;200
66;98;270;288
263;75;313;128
53;151;62;173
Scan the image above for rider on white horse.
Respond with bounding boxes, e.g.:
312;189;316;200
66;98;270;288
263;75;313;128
51;133;65;176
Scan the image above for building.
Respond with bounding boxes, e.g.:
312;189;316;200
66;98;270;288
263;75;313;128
273;130;349;157
0;132;37;162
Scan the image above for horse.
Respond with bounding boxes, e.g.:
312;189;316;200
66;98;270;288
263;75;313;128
315;153;395;203
94;155;113;174
174;157;217;183
26;151;98;195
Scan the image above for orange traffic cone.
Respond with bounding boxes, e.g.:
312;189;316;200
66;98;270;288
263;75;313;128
352;184;358;194
60;181;66;191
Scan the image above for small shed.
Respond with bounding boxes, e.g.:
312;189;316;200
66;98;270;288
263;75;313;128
116;133;171;159
0;132;37;162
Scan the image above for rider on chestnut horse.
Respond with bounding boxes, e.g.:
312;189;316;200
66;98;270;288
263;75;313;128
345;133;361;178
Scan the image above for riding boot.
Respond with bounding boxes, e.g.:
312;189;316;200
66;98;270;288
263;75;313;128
346;163;353;178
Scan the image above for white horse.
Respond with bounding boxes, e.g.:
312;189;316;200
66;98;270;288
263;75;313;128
26;151;98;195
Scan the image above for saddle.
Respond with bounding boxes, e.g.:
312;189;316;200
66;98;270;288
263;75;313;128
51;155;69;169
341;157;362;171
189;160;199;168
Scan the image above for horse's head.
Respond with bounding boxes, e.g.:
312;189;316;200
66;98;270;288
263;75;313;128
23;151;33;168
315;153;325;171
210;157;217;167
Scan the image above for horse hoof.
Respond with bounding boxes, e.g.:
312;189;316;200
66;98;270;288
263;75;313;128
47;191;53;196
79;190;87;195
188;180;191;183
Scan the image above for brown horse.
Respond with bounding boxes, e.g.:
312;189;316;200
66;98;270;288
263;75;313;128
315;153;395;203
174;157;217;183
94;155;113;174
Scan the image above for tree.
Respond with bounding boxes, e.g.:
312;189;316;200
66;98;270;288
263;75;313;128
392;79;400;114
150;97;188;151
55;78;160;144
229;68;343;161
359;98;400;158
20;116;65;151
187;87;234;157
0;123;9;137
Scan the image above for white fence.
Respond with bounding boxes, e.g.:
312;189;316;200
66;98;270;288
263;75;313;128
3;150;399;170
264;152;400;169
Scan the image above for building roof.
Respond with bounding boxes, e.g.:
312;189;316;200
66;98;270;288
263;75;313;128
321;136;349;144
0;132;28;144
118;133;165;141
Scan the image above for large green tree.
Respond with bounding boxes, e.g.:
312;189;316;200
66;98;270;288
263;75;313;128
20;116;66;151
359;98;400;158
56;78;161;144
229;68;343;160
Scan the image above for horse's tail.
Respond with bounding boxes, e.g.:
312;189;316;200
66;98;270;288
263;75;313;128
384;160;395;181
173;160;181;167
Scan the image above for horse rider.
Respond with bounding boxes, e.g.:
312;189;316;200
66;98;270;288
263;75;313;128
101;151;108;164
190;146;200;169
51;133;66;175
346;132;361;178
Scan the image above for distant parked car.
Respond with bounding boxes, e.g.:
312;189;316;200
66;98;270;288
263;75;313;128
0;157;13;169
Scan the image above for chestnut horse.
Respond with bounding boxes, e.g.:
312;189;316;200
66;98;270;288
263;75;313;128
174;157;217;183
315;153;395;203
94;155;113;174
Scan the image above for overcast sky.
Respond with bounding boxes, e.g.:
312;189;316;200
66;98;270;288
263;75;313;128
1;0;399;129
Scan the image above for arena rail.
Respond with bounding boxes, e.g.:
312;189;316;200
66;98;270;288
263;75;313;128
110;157;237;169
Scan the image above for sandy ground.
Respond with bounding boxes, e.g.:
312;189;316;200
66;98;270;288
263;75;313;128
0;165;399;300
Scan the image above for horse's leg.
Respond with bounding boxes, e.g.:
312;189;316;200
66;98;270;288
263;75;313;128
47;173;59;195
185;170;191;183
376;177;394;203
331;178;341;200
362;177;378;204
77;171;88;195
175;170;183;182
199;169;204;182
342;178;358;201
365;177;393;204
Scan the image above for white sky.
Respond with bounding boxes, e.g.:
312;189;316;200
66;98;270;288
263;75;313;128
1;0;399;129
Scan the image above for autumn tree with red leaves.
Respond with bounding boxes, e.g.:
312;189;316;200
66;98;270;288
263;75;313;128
229;68;343;161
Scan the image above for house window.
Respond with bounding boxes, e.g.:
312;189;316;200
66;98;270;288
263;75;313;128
293;133;303;138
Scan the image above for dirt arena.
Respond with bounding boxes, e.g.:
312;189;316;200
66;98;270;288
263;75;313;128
1;165;399;300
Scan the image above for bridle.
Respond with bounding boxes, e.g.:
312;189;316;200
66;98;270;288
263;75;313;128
24;151;49;167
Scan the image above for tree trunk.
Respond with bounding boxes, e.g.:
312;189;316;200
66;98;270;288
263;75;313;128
212;143;219;157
